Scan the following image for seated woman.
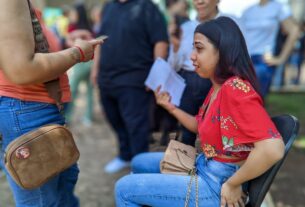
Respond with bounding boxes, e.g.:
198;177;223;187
114;17;285;207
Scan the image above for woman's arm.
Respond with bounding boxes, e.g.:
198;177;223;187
154;88;198;133
0;0;102;85
220;138;285;206
170;107;198;133
265;17;301;66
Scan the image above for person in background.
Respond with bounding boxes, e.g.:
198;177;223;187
91;0;168;174
55;5;72;48
65;3;95;126
90;4;103;36
149;0;190;146
240;0;300;97
165;0;190;23
273;0;305;87
114;16;285;207
0;0;103;206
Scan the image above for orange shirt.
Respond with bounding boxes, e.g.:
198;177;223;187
0;9;71;103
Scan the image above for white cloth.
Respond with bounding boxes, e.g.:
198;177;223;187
240;1;291;55
167;13;241;72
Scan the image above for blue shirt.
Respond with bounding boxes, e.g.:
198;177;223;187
240;1;291;55
97;0;168;88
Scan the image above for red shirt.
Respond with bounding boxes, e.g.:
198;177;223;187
196;76;281;163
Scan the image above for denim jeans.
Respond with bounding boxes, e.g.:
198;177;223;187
0;96;79;207
178;70;211;146
115;152;239;207
251;55;275;98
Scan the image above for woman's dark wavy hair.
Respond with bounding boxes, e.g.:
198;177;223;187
195;17;260;95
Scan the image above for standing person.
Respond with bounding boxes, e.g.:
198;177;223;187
91;0;168;174
240;0;300;98
149;0;190;146
65;3;95;126
168;0;239;146
114;16;285;207
90;4;103;36
0;0;103;206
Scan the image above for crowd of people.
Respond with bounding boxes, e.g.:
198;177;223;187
0;0;303;206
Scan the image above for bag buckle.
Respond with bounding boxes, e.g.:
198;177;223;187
188;167;196;175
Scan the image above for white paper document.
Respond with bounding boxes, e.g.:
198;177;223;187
145;58;186;106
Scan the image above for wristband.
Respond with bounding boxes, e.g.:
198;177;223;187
73;46;85;62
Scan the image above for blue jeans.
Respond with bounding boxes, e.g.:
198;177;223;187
0;96;79;207
115;152;239;207
251;55;275;98
178;70;211;146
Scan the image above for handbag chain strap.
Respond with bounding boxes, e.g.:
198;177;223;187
184;168;199;207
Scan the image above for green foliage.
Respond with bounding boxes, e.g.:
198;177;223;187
266;93;305;147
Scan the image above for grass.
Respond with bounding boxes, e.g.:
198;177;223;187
266;93;305;148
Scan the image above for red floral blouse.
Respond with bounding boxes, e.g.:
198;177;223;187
196;76;282;163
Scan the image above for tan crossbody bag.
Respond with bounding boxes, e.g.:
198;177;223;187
160;139;197;175
3;0;79;190
4;125;79;189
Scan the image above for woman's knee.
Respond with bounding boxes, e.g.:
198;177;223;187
115;175;134;201
131;152;164;173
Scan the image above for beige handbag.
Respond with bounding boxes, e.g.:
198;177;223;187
4;125;79;189
160;139;197;175
160;139;199;207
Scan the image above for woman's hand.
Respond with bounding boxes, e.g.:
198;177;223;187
221;182;246;207
66;30;94;47
73;38;104;62
154;86;176;113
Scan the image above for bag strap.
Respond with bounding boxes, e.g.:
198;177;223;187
184;170;199;207
26;0;62;110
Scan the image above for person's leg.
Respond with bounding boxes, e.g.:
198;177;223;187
131;152;164;173
99;88;132;161
84;80;93;123
118;88;151;159
99;88;131;173
272;63;286;90
0;97;79;207
159;107;178;146
65;63;83;123
115;173;219;207
251;55;274;98
56;163;80;207
294;35;305;84
178;71;211;146
83;62;94;124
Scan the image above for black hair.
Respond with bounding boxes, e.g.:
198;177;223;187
165;0;179;9
195;16;260;95
171;14;189;38
74;3;92;31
